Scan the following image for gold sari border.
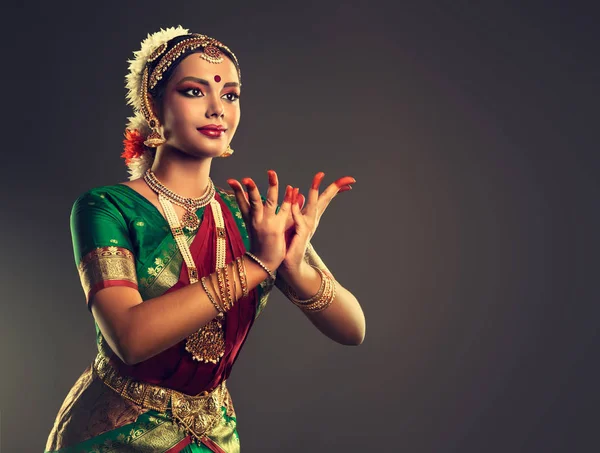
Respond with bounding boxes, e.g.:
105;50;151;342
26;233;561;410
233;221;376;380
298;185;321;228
78;246;138;302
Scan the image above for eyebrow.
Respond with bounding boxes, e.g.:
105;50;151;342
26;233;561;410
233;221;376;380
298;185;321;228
176;76;239;88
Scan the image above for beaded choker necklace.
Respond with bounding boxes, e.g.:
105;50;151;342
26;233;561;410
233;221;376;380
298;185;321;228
143;169;215;232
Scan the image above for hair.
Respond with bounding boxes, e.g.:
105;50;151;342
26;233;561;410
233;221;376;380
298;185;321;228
122;31;241;180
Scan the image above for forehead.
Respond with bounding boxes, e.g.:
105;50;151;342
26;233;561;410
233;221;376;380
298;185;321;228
169;52;239;84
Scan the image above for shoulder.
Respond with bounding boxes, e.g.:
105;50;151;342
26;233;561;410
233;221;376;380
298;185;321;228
70;184;132;224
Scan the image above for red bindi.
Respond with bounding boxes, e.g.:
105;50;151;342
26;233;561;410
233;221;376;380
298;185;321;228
214;75;221;82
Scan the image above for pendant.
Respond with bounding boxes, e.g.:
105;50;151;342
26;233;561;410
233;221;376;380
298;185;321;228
182;210;200;232
185;313;225;363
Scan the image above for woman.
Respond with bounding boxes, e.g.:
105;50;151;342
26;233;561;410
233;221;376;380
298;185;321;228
44;26;365;453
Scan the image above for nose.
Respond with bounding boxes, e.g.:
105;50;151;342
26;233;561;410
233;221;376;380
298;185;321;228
206;94;224;118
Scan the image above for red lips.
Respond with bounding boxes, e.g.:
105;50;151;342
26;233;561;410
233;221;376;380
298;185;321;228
198;124;226;131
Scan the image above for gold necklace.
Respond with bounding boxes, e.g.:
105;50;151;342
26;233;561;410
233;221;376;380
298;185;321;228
144;169;228;364
143;169;215;232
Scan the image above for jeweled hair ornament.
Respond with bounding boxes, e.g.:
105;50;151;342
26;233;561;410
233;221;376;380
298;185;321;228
122;26;240;179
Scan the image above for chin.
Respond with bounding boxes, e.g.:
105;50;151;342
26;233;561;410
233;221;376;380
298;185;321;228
187;144;226;158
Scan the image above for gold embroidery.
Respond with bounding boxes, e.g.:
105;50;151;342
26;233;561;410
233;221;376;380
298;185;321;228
44;363;150;452
138;235;195;300
93;355;228;446
78;246;137;297
147;257;165;276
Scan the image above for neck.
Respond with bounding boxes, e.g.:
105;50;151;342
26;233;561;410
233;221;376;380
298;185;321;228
150;146;213;198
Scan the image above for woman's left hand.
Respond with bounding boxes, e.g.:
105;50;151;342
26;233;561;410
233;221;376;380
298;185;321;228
281;172;356;273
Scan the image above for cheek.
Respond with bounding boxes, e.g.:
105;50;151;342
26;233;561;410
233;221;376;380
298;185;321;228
163;97;199;128
227;104;241;127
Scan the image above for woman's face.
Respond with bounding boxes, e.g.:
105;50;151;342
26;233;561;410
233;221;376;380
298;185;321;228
156;51;241;158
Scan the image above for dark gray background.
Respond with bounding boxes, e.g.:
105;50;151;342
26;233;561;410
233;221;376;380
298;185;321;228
1;1;598;452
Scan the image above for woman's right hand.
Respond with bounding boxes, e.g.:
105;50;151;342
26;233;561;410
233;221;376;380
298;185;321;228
227;170;294;272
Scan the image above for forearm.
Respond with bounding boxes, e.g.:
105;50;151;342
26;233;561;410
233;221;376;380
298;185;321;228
277;262;365;345
124;257;272;364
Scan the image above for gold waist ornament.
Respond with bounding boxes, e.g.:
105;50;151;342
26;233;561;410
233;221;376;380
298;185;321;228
93;354;227;445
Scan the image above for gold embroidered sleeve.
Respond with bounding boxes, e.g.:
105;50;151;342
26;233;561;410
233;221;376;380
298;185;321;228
303;242;335;280
78;246;138;309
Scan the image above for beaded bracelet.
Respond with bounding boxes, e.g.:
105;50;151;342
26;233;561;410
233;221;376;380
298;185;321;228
244;252;276;280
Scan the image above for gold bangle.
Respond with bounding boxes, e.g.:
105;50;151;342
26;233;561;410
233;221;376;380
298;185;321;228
216;268;230;312
201;276;223;313
236;256;249;297
208;273;226;312
222;264;233;310
285;266;326;305
244;252;276;280
301;273;336;312
287;266;336;312
231;262;238;304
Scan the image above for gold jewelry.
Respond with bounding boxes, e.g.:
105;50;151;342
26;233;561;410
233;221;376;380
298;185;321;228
231;264;238;302
284;266;336;313
184;311;225;364
148;35;239;91
201;276;223;313
144;169;215;232
143;116;166;147
219;144;234;158
93;354;228;446
145;170;230;363
222;265;233;310
216;267;230;312
244;252;276;280
235;256;248;298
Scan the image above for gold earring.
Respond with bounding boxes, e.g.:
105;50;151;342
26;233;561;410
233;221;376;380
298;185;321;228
144;117;166;147
220;145;234;158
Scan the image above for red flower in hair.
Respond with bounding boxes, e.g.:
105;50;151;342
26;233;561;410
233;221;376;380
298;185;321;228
121;129;146;163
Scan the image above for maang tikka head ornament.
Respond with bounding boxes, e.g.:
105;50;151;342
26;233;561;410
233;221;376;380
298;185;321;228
122;26;241;179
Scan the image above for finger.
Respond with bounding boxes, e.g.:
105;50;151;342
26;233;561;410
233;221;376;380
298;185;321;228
278;185;294;218
291;192;309;233
227;179;250;220
305;172;325;217
318;176;356;210
241;177;263;222
264;170;279;214
338;184;353;193
297;192;306;210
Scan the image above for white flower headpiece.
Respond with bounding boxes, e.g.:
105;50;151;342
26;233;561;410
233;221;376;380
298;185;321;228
122;26;190;180
125;25;190;113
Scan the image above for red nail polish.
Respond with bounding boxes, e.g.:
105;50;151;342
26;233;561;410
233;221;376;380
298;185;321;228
268;170;277;186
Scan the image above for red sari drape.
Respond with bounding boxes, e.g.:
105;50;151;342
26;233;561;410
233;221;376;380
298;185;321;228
110;192;258;395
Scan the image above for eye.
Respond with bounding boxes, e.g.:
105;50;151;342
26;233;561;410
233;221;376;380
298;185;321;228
222;92;240;102
182;87;204;97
